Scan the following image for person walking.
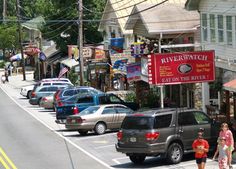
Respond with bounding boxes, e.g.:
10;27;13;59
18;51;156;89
213;137;229;169
219;123;234;169
192;128;209;169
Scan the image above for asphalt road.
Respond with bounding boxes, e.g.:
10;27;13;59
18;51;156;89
0;77;231;169
0;87;107;169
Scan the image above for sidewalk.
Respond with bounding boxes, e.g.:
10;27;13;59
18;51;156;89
0;70;35;89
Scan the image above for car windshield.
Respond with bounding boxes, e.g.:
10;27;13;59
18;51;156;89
121;116;154;130
80;106;100;115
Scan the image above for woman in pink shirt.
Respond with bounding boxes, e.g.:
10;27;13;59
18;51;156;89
219;123;234;169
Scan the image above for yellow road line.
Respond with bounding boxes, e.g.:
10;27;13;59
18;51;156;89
0;147;17;169
0;156;10;169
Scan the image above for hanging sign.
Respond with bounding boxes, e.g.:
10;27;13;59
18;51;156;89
148;51;215;85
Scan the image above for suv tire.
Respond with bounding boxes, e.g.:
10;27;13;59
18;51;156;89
94;122;106;135
166;143;183;164
129;154;146;164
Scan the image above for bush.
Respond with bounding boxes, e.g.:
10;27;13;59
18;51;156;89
125;92;136;102
68;69;79;85
0;61;5;68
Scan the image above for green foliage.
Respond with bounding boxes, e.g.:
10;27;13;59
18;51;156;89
142;89;160;108
68;68;79;85
125;92;136;102
0;61;5;68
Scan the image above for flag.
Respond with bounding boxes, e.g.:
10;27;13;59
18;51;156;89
58;67;69;79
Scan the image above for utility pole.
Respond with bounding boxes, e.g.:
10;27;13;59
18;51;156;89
78;0;84;86
16;0;26;80
2;0;6;23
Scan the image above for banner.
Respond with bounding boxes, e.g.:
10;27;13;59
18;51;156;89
113;59;128;74
95;49;105;60
110;38;124;54
148;51;215;85
127;63;141;82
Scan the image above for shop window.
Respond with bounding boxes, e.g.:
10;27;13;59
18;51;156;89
226;16;233;45
218;15;224;43
201;13;208;42
210;14;216;42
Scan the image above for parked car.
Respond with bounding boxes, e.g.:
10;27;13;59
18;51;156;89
115;108;220;164
55;93;139;124
54;86;103;109
20;78;73;99
29;85;69;105
39;94;54;109
65;104;134;135
20;84;35;99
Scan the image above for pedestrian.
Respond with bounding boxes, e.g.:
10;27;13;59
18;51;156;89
219;122;234;169
192;128;209;169
213;137;229;169
4;68;9;82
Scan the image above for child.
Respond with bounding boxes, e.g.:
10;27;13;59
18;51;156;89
192;128;209;169
219;123;234;169
213;137;229;169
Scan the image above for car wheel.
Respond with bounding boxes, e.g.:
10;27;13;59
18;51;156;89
78;131;88;136
166;143;183;164
27;90;32;99
129;154;146;164
94;122;106;135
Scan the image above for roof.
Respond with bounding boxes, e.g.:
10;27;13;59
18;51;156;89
125;1;200;34
223;79;236;92
185;0;201;10
60;58;79;68
22;16;45;31
43;44;58;58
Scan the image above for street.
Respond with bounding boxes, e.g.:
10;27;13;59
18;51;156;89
0;73;232;169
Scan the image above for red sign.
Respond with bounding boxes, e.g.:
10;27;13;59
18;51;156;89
148;51;215;85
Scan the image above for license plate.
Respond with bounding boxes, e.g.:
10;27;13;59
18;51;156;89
71;119;76;123
130;137;136;142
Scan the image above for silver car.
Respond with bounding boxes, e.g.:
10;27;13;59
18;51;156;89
65;104;134;135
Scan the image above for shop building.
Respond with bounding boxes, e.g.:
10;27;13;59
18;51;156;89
186;0;236;121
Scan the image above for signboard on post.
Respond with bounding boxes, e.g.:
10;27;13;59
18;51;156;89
148;51;215;85
127;63;141;82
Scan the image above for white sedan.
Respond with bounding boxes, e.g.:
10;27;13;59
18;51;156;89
20;84;34;99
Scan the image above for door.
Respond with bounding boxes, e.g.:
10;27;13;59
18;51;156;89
178;111;211;151
101;106;117;129
114;106;133;129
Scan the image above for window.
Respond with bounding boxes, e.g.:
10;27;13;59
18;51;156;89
201;13;208;42
210;14;216;42
48;87;58;92
154;114;172;128
39;87;48;92
218;15;224;43
193;111;210;124
122;117;154;130
63;90;75;96
42;83;50;86
226;16;232;45
109;95;122;102
178;112;197;126
77;96;93;103
80;106;100;115
116;106;133;114
102;107;115;114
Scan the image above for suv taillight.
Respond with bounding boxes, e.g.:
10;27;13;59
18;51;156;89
145;132;159;141
73;107;79;115
117;131;123;141
57;101;64;107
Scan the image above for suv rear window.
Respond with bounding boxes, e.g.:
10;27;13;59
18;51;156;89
122;117;154;130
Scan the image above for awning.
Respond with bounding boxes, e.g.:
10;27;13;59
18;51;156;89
60;58;79;68
223;79;236;92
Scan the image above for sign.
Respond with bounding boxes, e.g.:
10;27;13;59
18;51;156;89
131;42;147;57
110;38;124;54
148;51;215;85
113;59;128;74
110;50;135;65
127;63;141;82
67;45;92;60
95;49;105;60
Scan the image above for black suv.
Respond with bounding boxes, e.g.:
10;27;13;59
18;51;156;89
116;108;220;164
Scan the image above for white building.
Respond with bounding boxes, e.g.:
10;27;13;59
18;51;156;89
186;0;236;120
